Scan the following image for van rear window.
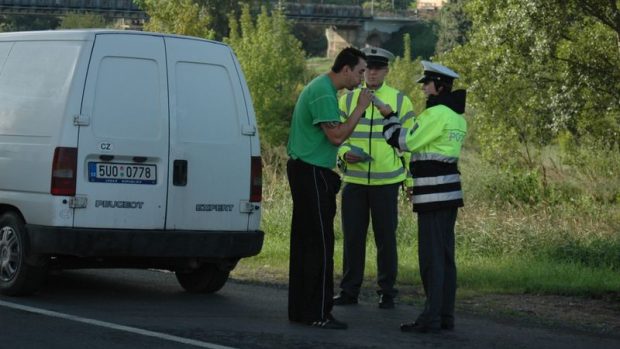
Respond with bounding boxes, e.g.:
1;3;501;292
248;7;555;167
91;57;163;140
174;62;238;143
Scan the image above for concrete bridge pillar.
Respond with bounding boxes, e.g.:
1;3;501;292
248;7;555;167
324;21;405;58
325;26;366;58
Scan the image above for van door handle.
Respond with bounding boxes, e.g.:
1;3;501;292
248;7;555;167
173;160;187;186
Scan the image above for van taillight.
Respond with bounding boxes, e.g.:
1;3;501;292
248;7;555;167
51;147;77;196
250;156;262;203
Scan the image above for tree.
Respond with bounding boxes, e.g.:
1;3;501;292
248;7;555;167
58;12;107;29
383;21;438;59
362;1;412;11
440;0;620;165
387;34;426;114
362;1;395;12
134;0;260;40
134;0;216;39
226;6;307;146
435;0;471;54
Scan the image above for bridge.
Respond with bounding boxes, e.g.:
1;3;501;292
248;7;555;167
0;0;420;56
0;0;145;18
281;3;419;56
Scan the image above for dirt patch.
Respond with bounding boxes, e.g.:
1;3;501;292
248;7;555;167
459;293;620;335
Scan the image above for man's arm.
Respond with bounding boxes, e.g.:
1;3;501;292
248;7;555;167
321;89;373;146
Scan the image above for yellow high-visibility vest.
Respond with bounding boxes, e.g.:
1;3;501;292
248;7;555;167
338;83;415;186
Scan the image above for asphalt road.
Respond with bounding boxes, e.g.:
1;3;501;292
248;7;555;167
1;269;618;349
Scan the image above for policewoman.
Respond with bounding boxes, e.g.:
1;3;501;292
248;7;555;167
334;47;415;309
382;61;467;333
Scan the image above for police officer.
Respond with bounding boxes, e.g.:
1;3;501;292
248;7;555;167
333;47;415;309
382;61;467;333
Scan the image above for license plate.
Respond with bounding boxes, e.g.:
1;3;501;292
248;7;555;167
88;162;157;184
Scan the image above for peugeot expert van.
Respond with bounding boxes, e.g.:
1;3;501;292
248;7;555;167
0;30;263;296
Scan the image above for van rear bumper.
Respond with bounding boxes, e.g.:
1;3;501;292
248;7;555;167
26;225;264;258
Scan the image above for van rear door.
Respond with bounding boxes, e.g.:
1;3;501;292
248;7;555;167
74;34;169;229
164;37;252;231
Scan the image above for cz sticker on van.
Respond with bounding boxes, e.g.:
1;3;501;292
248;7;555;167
88;162;157;185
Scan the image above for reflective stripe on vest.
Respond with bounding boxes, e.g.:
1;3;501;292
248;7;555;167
414;174;461;186
411;153;459;163
398;127;409;151
396;92;404;115
345;167;406;180
382;116;400;140
350;131;384;139
412;191;463;204
401;110;415;124
346;91;355;115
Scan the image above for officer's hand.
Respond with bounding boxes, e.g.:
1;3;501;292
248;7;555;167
378;104;394;118
345;151;363;164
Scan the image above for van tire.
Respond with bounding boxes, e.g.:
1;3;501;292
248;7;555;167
175;263;230;293
0;212;47;296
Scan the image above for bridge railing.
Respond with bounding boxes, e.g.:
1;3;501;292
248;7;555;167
0;0;142;11
365;8;419;19
282;3;366;19
281;3;417;22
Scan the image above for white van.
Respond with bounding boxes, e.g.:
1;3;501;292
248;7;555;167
0;30;263;296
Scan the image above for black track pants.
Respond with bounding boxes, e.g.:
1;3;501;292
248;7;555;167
287;158;341;323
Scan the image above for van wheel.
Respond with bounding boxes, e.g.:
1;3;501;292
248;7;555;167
0;212;47;296
175;263;230;293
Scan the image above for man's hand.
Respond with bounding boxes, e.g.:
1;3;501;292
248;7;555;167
356;88;373;111
344;151;364;164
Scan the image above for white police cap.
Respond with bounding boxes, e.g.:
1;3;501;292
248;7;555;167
361;46;395;67
416;60;459;83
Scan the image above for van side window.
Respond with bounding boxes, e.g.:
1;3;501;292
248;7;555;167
174;62;238;143
92;57;163;140
0;42;80;136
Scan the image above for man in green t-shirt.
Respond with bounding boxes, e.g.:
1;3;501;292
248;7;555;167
286;47;393;330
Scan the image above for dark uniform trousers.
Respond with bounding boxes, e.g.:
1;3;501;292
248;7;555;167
286;158;341;323
340;182;400;298
416;207;458;328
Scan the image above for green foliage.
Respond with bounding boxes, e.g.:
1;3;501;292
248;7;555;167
362;0;395;11
0;14;60;32
292;23;327;58
435;0;471;54
442;0;620;151
386;34;427;113
306;57;333;76
383;21;438;59
226;6;306;146
558;137;620;204
546;235;620;271
135;0;262;40
58;12;107;29
134;0;216;39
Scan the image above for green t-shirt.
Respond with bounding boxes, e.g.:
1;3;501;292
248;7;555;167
287;74;341;168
